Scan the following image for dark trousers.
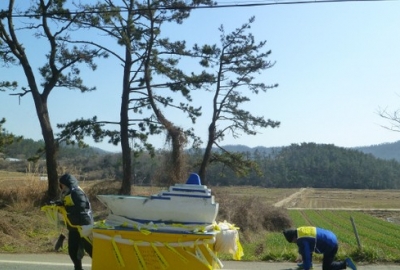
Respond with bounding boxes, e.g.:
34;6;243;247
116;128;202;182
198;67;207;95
68;229;93;270
322;245;346;270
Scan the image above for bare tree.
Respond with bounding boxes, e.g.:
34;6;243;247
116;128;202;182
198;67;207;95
378;106;400;133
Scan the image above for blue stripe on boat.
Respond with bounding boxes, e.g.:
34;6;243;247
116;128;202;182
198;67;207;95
120;216;212;225
171;187;207;193
159;193;212;199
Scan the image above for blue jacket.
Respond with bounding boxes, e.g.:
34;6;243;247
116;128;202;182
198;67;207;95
296;227;338;270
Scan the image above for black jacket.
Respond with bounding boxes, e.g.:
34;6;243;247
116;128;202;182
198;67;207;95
59;174;92;228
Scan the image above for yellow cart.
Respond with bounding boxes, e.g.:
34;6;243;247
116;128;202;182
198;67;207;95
42;205;243;270
91;228;222;270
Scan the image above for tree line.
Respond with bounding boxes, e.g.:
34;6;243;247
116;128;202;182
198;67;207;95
3;139;400;190
0;0;278;199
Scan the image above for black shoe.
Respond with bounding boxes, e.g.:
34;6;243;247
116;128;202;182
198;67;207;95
54;233;66;251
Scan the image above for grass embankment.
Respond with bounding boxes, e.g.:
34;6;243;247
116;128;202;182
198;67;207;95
1;170;400;264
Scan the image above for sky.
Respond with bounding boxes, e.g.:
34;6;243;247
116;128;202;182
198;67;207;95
1;0;400;152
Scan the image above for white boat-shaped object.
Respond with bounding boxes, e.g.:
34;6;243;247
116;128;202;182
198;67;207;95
97;173;219;225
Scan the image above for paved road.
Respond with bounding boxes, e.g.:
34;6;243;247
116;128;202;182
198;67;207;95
0;253;400;269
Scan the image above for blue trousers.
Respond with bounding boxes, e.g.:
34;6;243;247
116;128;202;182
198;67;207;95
322;245;346;270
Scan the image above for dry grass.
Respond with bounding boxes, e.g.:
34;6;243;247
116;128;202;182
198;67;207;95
215;190;292;233
0;178;56;253
277;188;400;209
213;186;299;206
0;179;47;208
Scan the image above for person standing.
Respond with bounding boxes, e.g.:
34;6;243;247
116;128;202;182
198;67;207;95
283;226;357;270
59;173;93;270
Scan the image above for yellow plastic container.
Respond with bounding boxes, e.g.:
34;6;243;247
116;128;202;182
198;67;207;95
92;228;222;270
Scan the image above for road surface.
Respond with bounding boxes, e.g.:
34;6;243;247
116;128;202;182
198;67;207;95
0;253;399;269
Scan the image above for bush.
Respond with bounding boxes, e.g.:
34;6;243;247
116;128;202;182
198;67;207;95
216;192;292;234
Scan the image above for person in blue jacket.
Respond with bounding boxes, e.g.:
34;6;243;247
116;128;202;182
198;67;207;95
283;226;357;270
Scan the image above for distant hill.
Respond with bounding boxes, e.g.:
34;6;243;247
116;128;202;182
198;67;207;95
353;141;400;161
4;137;400;162
221;141;400;162
3;138;400;188
1;138;110;160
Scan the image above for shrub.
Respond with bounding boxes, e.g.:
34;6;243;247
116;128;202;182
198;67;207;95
216;192;292;234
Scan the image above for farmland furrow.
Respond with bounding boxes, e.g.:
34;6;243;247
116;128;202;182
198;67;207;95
317;211;400;255
288;209;400;259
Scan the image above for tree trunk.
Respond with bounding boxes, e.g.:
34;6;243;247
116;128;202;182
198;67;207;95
198;122;216;185
119;56;132;195
120;125;132;195
168;127;186;185
33;94;59;200
43;127;59;200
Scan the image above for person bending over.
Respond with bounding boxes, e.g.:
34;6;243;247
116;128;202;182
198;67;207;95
283;226;356;270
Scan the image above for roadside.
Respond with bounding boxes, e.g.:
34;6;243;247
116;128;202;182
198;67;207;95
1;253;400;270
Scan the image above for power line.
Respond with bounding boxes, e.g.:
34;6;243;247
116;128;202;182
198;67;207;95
3;0;397;18
183;0;396;9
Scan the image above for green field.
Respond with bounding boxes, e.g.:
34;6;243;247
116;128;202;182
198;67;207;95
212;186;400;262
250;209;400;263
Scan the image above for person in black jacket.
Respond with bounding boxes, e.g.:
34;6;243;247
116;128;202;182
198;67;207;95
59;173;93;270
